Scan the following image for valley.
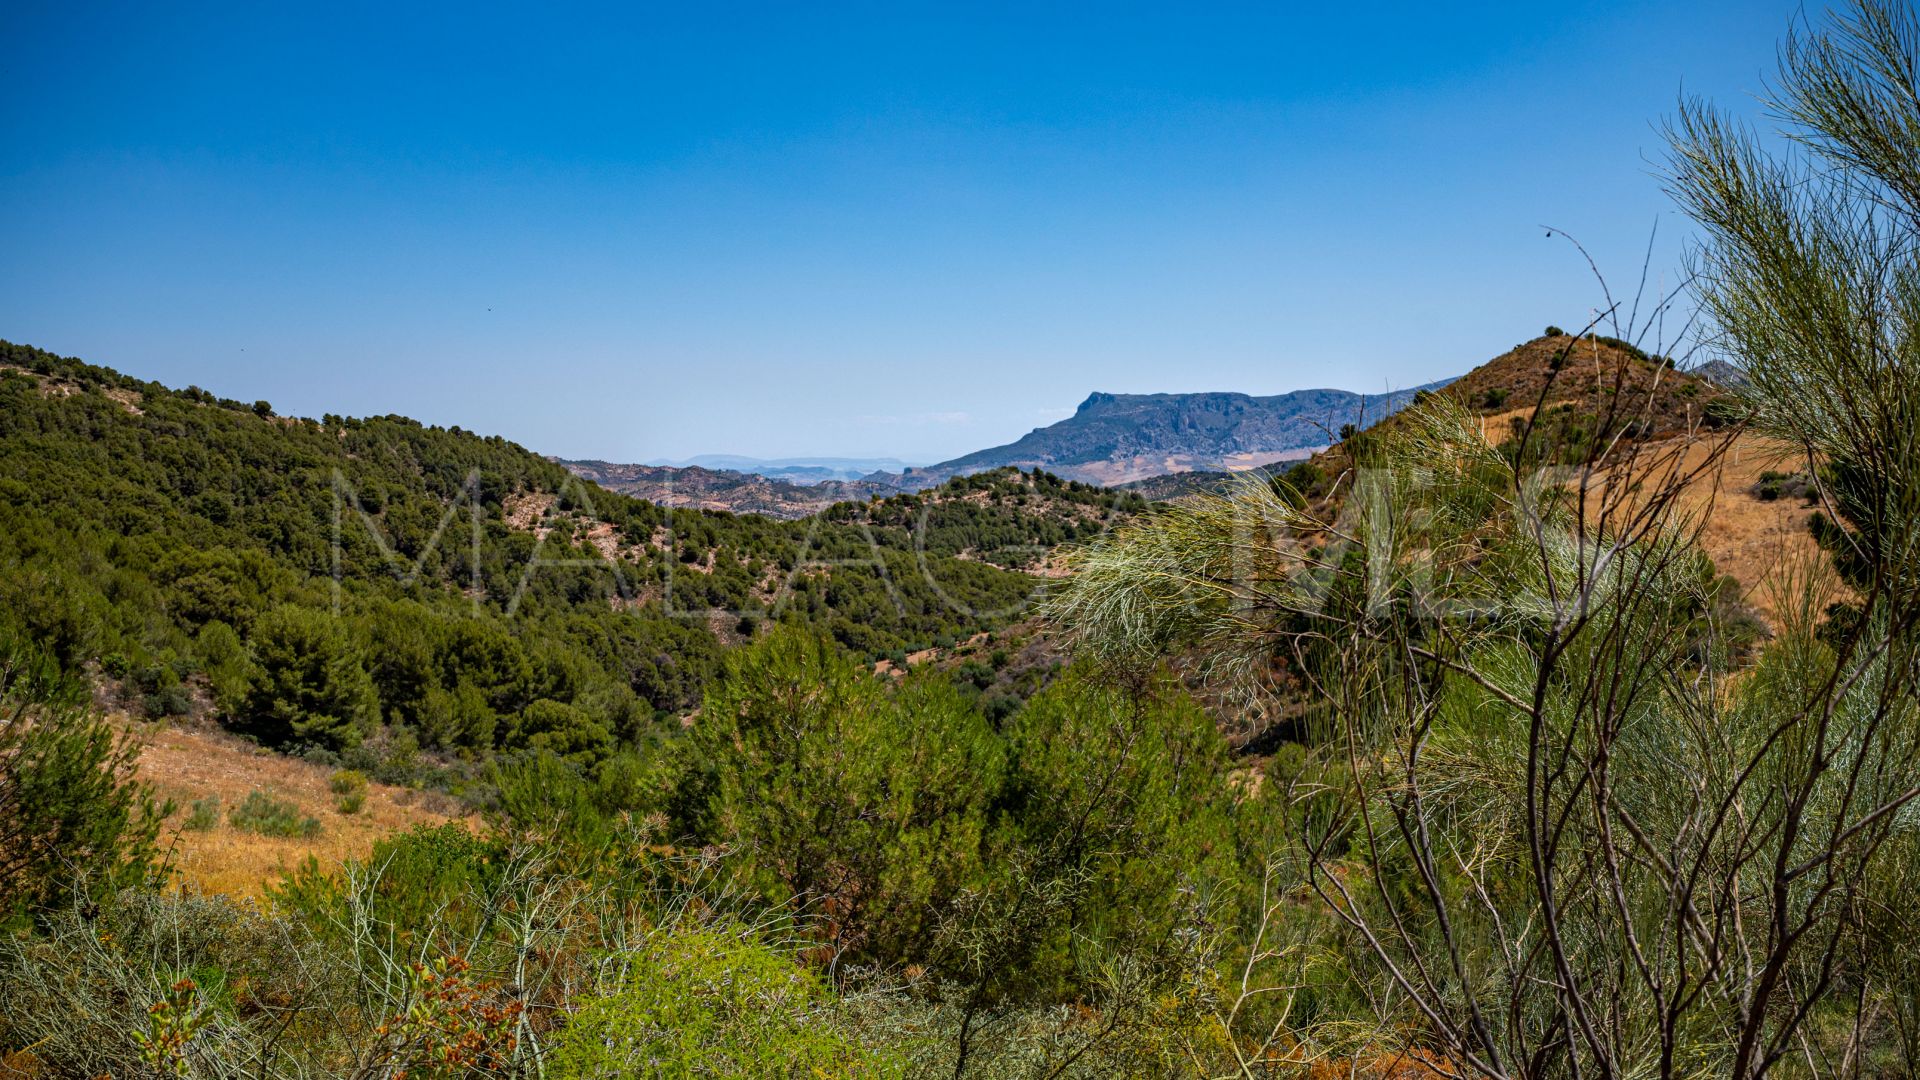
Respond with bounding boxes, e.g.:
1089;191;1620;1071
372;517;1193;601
10;5;1920;1076
1;319;1903;1079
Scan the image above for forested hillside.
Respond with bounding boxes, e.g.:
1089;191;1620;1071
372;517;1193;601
831;467;1147;569
0;340;1052;765
558;457;1146;533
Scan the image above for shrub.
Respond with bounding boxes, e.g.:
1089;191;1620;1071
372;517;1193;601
0;890;353;1079
296;742;341;768
1702;397;1746;429
1595;333;1650;361
228;790;320;839
956;659;994;690
330;769;369;814
370;728;423;786
370;955;523;1078
0;637;167;922
508;699;613;766
549;921;895;1078
1545;324;1566;337
1274;461;1325;509
272;822;504;945
981;690;1021;724
1482;387;1509;409
182;797;220;831
681;631;1004;968
194;621;249;716
142;685;194;719
1751;470;1817;504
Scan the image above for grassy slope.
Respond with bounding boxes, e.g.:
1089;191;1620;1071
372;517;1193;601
138;721;466;896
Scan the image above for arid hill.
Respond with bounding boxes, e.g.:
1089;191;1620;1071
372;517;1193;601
1262;333;1818;626
1280;333;1727;501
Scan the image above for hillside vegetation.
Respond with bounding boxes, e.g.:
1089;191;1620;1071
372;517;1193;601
6;6;1920;1074
0;340;1048;776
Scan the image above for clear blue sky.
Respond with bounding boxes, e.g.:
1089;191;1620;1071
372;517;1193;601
2;1;1784;463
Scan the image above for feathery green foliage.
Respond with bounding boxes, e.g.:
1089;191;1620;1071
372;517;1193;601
0;636;168;924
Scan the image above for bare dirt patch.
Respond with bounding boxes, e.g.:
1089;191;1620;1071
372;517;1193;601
101;386;145;415
503;491;557;535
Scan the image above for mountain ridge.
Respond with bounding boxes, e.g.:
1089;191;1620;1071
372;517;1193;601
563;380;1460;512
902;380;1456;487
644;454;925;484
555;457;901;518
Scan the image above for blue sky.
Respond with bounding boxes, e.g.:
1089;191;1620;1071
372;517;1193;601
2;1;1784;463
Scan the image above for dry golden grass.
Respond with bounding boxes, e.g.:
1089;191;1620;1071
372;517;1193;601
1453;400;1818;628
1576;432;1825;628
133;721;472;897
1404;399;1817;627
1665;434;1826;625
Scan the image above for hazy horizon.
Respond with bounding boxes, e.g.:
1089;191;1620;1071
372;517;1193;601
2;1;1782;462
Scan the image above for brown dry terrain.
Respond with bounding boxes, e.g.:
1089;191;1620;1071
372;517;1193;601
134;720;469;897
1475;402;1819;621
1442;333;1714;437
1297;335;1724;494
1272;335;1824;624
1588;432;1824;626
1687;436;1823;619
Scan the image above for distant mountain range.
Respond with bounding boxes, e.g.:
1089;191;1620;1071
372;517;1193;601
555;459;898;518
1691;359;1750;389
901;382;1454;487
644;455;924;485
564;379;1456;515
